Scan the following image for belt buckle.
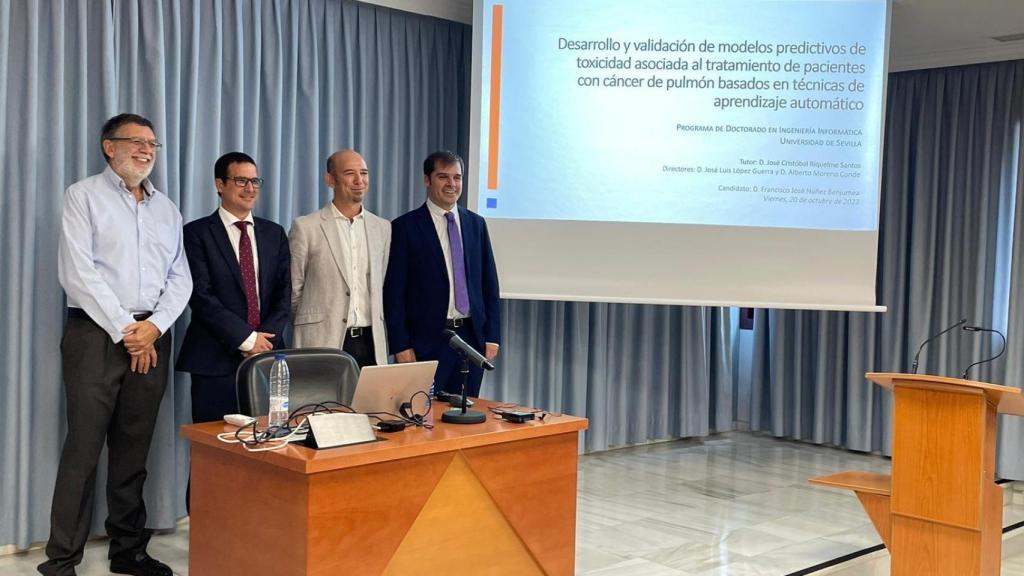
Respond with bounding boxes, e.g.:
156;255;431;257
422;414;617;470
449;318;463;329
349;327;363;338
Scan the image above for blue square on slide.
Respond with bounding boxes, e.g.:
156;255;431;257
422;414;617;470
486;198;498;209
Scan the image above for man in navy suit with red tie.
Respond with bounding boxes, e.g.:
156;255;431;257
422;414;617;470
384;150;501;398
176;152;291;423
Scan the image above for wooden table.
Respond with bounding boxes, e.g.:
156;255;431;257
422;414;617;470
182;399;588;576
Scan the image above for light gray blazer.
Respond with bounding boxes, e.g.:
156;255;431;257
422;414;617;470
289;203;391;365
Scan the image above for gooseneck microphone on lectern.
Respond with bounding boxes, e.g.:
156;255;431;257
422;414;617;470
911;318;967;374
960;325;1007;380
440;329;492;425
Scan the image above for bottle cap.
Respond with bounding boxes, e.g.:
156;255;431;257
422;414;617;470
275;353;286;361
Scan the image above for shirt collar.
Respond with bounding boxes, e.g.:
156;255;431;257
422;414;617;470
426;199;459;221
102;165;157;200
331;201;364;222
218;206;254;228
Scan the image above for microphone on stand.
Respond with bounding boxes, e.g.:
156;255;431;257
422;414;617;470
960;325;1007;380
440;329;490;425
911;318;967;374
443;329;495;371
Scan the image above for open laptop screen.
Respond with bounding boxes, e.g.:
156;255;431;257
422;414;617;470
349;361;438;416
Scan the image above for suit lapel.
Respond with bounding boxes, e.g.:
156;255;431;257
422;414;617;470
319;204;352;288
416;204;447;278
457;206;476;263
253;218;274;311
209;212;245;294
365;212;382;287
454;206;477;292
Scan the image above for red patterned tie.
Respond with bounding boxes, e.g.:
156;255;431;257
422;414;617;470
234;221;260;329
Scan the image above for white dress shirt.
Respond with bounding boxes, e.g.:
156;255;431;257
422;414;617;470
217;206;259;351
58;166;192;342
332;203;372;328
426;199;468;320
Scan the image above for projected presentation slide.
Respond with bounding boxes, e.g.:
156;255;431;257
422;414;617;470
475;0;888;231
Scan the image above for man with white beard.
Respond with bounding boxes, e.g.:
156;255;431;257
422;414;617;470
38;113;192;576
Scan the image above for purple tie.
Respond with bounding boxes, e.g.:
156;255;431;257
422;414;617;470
445;211;470;315
234;221;260;329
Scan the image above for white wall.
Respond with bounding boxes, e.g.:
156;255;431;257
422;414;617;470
356;0;471;23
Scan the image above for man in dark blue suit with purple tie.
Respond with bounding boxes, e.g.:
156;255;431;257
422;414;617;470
176;152;291;423
384;150;501;398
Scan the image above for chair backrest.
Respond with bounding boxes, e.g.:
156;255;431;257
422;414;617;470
235;348;360;417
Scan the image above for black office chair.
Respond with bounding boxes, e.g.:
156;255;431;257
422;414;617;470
235;348;360;417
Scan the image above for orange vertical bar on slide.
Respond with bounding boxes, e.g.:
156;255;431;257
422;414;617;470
487;5;504;190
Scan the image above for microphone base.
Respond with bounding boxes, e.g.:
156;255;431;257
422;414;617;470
441;408;487;425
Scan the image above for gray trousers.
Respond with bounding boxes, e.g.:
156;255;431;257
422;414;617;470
39;317;170;576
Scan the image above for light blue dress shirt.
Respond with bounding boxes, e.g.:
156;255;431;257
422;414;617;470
58;166;193;343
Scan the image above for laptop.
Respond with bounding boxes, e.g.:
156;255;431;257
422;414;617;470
349;360;438;416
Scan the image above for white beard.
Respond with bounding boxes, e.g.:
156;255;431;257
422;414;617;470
112;156;154;187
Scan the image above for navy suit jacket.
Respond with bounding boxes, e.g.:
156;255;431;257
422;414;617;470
176;211;291;376
384;203;501;359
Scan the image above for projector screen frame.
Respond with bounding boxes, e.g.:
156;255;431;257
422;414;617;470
467;0;893;313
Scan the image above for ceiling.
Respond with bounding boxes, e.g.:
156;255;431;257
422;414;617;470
360;0;1024;72
890;0;1024;70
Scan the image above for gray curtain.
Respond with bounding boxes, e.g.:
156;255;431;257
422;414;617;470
997;61;1024;479
0;0;119;553
745;61;1024;464
490;302;733;452
0;0;469;551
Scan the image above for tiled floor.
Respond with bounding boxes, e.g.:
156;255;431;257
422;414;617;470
574;434;1024;575
574;433;892;575
2;432;1022;575
813;527;1024;576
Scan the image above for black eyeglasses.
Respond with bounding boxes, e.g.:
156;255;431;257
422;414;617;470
224;177;264;188
107;137;163;150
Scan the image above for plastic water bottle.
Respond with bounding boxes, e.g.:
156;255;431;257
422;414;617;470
268;353;290;430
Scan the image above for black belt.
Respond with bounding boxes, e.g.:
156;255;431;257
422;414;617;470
67;308;152;322
446;317;471;329
347;326;371;338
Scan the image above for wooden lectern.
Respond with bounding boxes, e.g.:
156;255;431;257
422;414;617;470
810;373;1024;575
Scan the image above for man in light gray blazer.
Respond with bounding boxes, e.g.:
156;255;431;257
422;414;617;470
289;150;391;366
